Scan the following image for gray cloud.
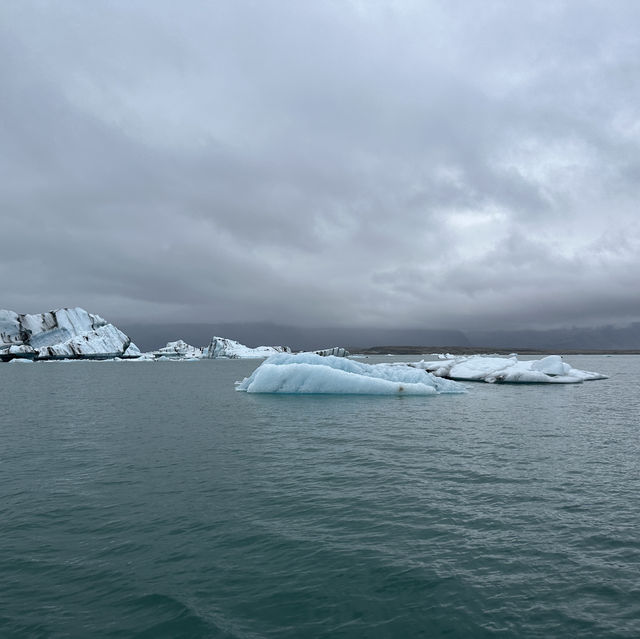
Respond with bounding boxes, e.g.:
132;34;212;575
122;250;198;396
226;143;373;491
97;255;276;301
2;0;640;331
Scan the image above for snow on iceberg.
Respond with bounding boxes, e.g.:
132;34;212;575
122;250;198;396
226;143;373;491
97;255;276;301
414;354;607;384
236;352;466;395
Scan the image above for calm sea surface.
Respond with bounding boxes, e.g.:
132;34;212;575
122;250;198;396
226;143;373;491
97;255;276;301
1;355;639;638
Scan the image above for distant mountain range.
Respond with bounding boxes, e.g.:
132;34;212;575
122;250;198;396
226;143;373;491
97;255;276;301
121;321;640;352
466;323;640;351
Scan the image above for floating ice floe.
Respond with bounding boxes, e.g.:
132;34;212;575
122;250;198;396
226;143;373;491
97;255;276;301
236;352;466;395
413;354;607;384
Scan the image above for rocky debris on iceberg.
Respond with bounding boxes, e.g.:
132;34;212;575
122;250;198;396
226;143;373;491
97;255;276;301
0;307;139;361
313;347;350;357
236;352;466;395
413;354;607;384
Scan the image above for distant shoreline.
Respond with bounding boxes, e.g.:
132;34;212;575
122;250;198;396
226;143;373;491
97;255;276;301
354;346;640;355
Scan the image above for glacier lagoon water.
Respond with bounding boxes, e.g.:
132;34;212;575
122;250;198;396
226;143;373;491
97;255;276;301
1;355;639;638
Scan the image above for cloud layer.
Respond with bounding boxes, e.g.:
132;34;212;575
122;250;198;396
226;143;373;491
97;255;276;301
2;1;639;330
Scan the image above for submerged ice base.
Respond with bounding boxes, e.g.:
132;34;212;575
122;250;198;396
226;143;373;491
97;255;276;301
236;353;466;395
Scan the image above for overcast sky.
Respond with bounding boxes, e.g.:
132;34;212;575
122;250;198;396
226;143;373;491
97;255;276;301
2;0;639;330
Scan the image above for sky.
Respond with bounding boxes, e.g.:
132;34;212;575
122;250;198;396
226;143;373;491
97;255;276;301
2;0;640;331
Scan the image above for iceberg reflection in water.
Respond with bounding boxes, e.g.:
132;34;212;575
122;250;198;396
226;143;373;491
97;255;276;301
236;353;466;395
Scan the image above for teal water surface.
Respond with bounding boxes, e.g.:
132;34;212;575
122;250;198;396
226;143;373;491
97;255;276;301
1;356;639;638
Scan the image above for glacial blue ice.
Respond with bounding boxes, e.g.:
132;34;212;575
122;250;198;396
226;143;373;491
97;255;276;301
236;353;466;395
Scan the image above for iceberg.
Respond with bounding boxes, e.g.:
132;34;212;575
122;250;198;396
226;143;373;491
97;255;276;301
236;352;466;395
152;340;204;360
313;347;350;357
144;337;291;360
414;354;607;384
204;336;291;359
0;307;139;361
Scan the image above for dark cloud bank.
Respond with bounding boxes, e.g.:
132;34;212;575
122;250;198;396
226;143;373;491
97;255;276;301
2;1;640;348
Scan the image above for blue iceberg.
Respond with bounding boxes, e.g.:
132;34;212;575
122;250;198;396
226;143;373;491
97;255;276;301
236;353;466;395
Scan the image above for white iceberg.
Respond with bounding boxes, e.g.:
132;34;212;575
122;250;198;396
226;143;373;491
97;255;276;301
313;346;350;357
152;339;204;360
236;352;466;395
414;354;607;384
143;337;291;360
204;336;291;359
1;307;139;361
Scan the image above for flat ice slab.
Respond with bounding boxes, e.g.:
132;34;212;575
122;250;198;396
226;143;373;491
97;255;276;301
236;353;466;395
414;354;607;384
